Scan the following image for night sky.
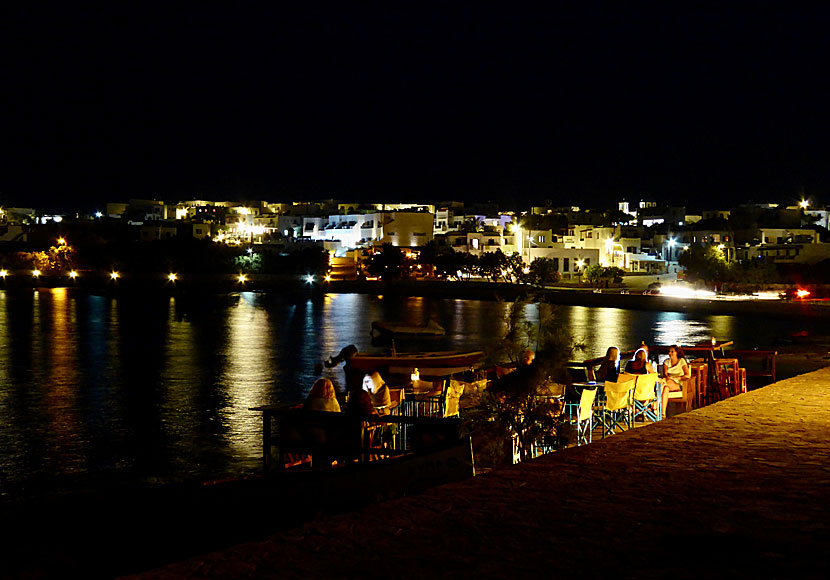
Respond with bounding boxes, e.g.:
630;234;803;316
3;3;830;212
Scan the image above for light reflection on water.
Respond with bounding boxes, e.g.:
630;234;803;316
0;288;827;497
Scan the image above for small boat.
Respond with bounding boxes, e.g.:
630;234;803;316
371;320;445;337
347;349;484;376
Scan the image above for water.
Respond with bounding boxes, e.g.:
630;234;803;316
1;288;826;499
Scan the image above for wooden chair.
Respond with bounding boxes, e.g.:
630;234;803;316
714;358;740;397
666;377;694;412
688;362;708;409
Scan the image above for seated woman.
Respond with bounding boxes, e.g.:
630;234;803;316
660;345;691;416
594;346;620;382
304;378;341;413
625;347;655;375
364;371;392;416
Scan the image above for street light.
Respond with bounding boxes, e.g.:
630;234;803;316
799;199;809;209
237;274;247;283
110;271;120;280
168;273;177;282
57;237;66;246
32;269;41;278
68;270;78;279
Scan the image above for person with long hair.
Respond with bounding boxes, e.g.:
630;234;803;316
661;345;690;416
594;346;620;382
624;347;654;375
304;378;341;412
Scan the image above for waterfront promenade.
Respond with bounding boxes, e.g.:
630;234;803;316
126;366;830;579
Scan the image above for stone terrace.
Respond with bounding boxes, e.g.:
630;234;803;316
128;367;830;579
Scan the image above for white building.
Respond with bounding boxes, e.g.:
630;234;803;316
301;211;434;255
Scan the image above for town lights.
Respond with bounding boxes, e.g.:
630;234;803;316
110;271;120;280
324;275;331;282
32;269;41;278
668;239;676;247
167;273;178;282
57;237;66;246
68;271;78;279
576;259;585;269
799;199;809;209
796;289;811;299
0;269;7;278
237;274;247;283
305;275;314;284
95;211;103;218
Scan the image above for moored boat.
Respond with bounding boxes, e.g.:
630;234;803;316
371;319;445;337
347;349;484;375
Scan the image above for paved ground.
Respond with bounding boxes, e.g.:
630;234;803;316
124;366;830;579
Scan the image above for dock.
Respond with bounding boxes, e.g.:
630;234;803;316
127;365;830;579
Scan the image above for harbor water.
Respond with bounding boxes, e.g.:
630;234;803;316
1;287;827;500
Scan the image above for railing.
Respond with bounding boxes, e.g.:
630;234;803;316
250;404;463;471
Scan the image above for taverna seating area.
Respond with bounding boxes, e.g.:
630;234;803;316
562;341;778;447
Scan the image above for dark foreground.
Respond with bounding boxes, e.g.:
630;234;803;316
124;366;830;579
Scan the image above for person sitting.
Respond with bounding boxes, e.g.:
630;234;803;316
364;371;392;416
346;380;377;417
594;346;620;382
520;349;535;366
303;378;341;413
625;347;655;375
661;345;691;416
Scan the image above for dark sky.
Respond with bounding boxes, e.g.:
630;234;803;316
3;3;830;212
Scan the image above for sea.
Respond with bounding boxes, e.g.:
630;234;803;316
1;287;827;500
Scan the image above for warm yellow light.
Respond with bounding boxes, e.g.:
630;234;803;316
576;259;585;269
796;289;811;298
57;237;66;245
32;269;41;277
110;271;120;280
522;267;530;274
324;275;332;282
237;274;247;283
168;273;177;282
717;244;725;251
799;199;809;209
68;270;78;279
0;269;7;278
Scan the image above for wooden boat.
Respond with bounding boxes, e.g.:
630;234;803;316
371;319;445;337
347;349;484;375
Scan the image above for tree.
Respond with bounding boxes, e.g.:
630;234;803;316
367;243;409;280
678;244;728;283
584;264;603;287
478;250;509;282
467;298;580;464
528;257;560;294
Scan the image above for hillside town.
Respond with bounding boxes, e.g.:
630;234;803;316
2;197;830;286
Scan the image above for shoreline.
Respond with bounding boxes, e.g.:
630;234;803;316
3;277;829;318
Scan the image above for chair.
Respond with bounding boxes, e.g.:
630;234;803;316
689;362;708;409
444;380;467;417
632;373;661;423
565;385;598;446
714;358;740;398
601;375;635;437
667;376;694;413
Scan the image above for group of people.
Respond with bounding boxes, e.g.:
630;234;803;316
593;343;691;416
304;370;392;417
